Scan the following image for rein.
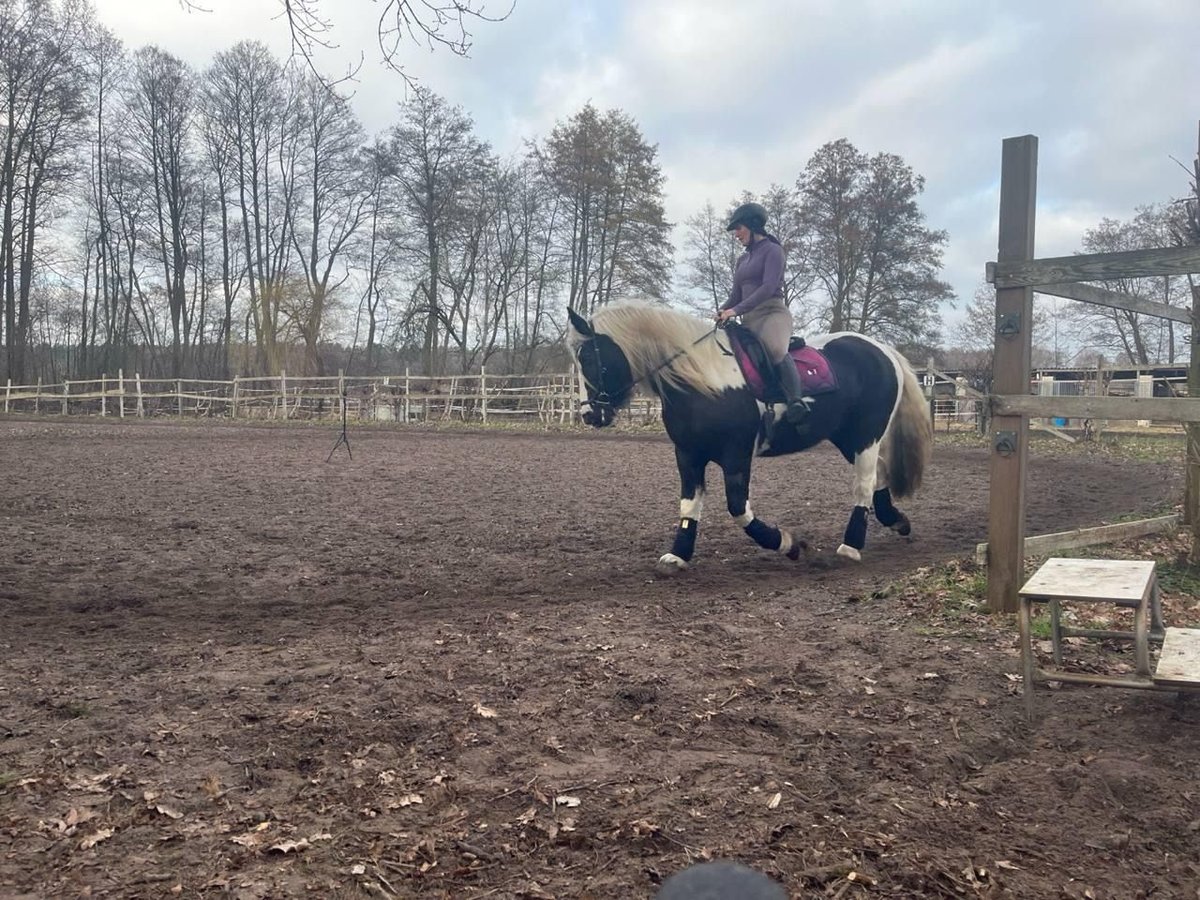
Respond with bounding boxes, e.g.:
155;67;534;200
581;323;724;416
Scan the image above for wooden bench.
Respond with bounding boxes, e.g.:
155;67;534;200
1017;558;1200;720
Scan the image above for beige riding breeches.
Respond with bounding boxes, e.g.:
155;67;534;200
740;297;793;362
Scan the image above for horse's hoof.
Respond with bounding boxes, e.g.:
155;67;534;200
656;553;689;574
835;544;862;562
893;516;912;536
781;531;806;561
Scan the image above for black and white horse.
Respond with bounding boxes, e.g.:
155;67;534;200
567;303;931;572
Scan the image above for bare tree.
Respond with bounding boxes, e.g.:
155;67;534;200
537;103;671;315
383;87;490;375
178;0;513;88
0;0;91;382
204;41;295;374
125;45;197;374
79;23;126;376
796;138;951;347
285;71;368;374
1064;205;1188;365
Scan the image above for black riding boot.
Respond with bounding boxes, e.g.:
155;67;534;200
775;358;809;425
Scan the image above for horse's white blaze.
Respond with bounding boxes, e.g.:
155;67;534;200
657;553;688;571
836;544;862;562
733;505;754;527
680;490;704;521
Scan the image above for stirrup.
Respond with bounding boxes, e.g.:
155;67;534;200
784;398;811;425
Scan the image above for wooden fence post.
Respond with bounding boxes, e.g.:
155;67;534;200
280;369;287;419
231;376;240;419
480;365;488;423
118;369;126;418
61;379;69;416
100;374;107;417
986;135;1037;614
177;379;184;417
135;372;144;417
4;377;9;413
404;367;411;422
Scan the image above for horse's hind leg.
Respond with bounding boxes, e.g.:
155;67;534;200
657;448;707;574
872;487;911;536
722;452;803;562
837;443;881;562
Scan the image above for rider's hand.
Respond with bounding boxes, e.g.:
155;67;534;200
715;308;737;324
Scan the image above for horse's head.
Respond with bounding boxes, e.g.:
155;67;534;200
567;308;634;428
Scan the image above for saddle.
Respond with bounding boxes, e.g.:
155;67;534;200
724;323;839;404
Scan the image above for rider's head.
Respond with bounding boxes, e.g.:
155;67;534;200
726;202;768;236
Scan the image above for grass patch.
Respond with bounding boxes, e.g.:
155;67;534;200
885;558;988;622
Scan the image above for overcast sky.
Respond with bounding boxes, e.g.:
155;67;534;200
94;0;1199;333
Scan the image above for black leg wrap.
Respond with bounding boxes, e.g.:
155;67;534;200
744;517;782;551
872;488;900;527
671;518;700;561
872;488;911;535
843;505;869;551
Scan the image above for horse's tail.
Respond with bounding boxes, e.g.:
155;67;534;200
882;353;933;499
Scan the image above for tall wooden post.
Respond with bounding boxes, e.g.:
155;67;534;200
1186;122;1200;562
987;135;1038;613
480;365;488;424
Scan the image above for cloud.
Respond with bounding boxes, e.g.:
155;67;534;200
88;0;1200;346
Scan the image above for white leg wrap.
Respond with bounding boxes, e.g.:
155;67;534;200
779;530;793;555
836;544;862;562
680;490;704;521
733;504;754;528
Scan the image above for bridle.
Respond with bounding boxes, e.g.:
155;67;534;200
578;323;724;419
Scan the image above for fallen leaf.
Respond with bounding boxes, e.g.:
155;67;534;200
269;839;310;854
79;828;114;850
474;702;498;719
153;804;184;820
554;795;581;808
767;792;782;809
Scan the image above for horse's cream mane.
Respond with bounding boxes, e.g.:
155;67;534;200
589;303;743;398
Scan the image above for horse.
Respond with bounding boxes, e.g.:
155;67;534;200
566;302;932;572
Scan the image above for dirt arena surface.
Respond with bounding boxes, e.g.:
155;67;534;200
1;418;1196;899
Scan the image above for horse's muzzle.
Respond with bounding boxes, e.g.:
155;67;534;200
581;404;614;428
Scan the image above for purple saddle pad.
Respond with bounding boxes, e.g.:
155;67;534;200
729;328;838;402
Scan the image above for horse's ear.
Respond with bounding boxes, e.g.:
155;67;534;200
567;307;593;338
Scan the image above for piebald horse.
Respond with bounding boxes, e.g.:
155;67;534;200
567;303;931;571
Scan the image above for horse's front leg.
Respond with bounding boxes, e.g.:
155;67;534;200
656;448;707;574
837;444;882;561
721;452;803;561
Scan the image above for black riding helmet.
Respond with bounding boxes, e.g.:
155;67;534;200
726;201;768;233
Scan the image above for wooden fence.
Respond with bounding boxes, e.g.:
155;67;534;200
0;367;667;426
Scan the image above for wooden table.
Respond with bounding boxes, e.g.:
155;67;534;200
1018;558;1165;720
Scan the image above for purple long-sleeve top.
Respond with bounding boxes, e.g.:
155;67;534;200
723;238;785;315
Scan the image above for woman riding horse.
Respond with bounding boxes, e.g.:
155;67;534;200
568;303;931;571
